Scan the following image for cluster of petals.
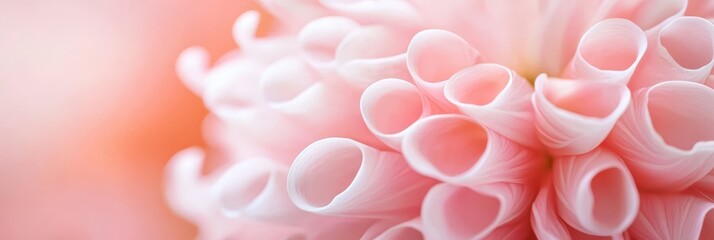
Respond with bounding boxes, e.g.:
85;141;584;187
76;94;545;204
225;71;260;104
166;0;714;239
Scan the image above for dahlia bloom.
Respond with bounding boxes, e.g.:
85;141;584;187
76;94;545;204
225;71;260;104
166;0;714;239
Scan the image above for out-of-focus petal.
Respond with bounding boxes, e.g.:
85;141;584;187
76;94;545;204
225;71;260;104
629;193;714;240
176;47;210;96
257;0;327;28
298;16;360;69
607;80;714;191
553;148;639;236
628;17;714;90
233;11;297;62
318;0;422;26
421;183;534;240
444;63;542;150
361;78;442;151
287;138;436;218
402;114;545;186
212;159;306;225
406;29;480;108
563;19;647;85
532;75;630;155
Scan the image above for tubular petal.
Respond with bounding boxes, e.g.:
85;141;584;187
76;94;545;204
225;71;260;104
287;138;436;218
628;17;714;90
532;74;631;155
444;63;542;150
360;79;442;151
406;29;480;108
421;183;534;240
563;19;647;85
607;80;714;191
402;114;544;186
553;148;639;236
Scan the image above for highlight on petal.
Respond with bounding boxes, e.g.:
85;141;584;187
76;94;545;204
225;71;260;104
421;183;534;240
406;29;480;108
628;16;714;90
360;78;441;151
298;16;360;68
402;114;544;186
212;159;307;225
338;54;410;89
532;74;631;155
629;193;714;240
563;18;647;85
287;138;436;218
444;63;542;150
202;57;264;116
607;80;714;191
553;148;639;236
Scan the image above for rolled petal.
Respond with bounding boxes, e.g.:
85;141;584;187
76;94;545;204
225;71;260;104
176;47;210;96
360;78;442;151
607;80;714;191
444;63;542;150
562;19;647;85
407;29;480;108
212;159;307;225
287;138;436;218
629;193;714;240
553;148;639;236
402;114;544;186
531;179;572;240
259;56;319;104
165;147;212;221
421;183;534;240
628;17;714;90
532;74;631;155
298;16;360;69
202;56;264;115
334;25;412;88
233;11;297;62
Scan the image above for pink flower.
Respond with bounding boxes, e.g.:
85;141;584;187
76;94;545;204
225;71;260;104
166;0;714;239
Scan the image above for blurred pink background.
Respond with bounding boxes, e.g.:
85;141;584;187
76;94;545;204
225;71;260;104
0;1;263;238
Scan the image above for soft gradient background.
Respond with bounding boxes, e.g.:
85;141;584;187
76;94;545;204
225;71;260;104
0;1;260;239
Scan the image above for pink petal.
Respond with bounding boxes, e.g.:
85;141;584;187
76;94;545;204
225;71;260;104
402;114;545;186
298;16;360;69
444;63;542;150
532;75;631;155
607;80;714;191
531;179;572;240
212;159;306;225
233;11;297;62
259;56;319;104
406;29;480;108
202;56;264;115
338;54;410;89
366;218;426;240
256;0;327;28
562;19;647;84
628;193;714;240
553;148;639;236
421;183;534;240
607;0;686;31
165;147;212;222
287;138;436;218
628;17;714;90
176;47;209;96
360;78;443;151
318;0;422;26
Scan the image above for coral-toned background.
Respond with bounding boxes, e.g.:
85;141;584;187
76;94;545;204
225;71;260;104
0;1;258;238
